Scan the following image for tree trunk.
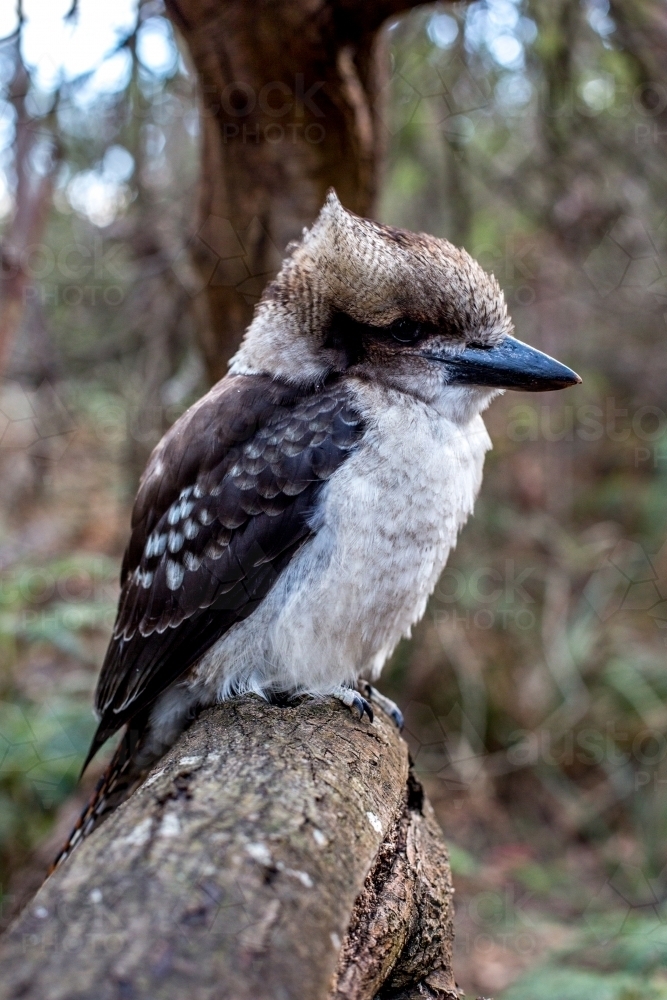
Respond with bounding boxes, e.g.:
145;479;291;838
164;0;432;382
0;50;60;375
0;699;458;1000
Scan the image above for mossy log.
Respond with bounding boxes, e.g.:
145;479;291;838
0;698;458;1000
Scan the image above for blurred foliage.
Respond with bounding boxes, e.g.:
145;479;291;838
0;548;116;894
504;913;667;997
1;0;667;995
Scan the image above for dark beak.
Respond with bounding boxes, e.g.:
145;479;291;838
429;335;581;392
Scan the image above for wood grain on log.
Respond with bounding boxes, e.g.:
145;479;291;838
0;698;457;1000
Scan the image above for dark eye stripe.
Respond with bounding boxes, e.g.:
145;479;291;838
324;311;438;366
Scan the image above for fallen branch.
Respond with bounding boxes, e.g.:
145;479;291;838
0;698;457;1000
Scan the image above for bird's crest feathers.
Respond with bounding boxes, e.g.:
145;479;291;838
230;189;514;384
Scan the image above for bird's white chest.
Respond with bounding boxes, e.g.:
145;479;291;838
290;384;491;681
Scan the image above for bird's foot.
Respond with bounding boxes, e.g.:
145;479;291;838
359;683;404;730
333;685;374;723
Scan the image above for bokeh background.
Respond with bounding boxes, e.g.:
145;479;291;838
1;0;667;996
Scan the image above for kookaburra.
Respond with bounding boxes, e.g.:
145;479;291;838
57;191;580;863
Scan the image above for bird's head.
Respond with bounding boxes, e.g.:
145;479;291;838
230;191;580;418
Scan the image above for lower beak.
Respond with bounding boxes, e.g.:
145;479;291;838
429;335;581;392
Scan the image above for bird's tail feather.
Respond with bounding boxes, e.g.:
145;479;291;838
49;712;150;874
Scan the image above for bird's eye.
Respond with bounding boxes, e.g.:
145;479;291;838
390;319;423;344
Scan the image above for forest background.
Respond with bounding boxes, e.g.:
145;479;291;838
1;1;667;996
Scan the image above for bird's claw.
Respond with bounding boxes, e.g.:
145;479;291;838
360;683;404;731
353;692;374;723
388;705;404;731
333;686;374;723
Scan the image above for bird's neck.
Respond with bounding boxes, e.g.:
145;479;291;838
228;296;330;387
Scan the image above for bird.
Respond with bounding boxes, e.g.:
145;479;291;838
54;190;580;866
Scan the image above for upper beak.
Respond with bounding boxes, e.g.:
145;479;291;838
428;335;581;392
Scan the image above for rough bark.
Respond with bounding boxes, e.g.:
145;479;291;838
163;0;434;382
0;698;458;1000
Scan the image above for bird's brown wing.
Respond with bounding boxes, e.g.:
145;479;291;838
85;374;363;769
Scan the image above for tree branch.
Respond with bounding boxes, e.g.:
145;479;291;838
0;698;457;1000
